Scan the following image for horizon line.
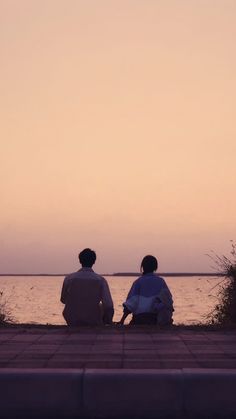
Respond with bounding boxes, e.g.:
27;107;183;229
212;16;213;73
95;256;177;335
0;272;221;277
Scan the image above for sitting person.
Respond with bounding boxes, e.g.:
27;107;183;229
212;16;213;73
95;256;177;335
119;255;174;326
60;248;114;326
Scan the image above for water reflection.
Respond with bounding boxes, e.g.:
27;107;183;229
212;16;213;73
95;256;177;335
0;275;220;325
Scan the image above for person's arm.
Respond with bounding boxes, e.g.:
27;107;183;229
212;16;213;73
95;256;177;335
60;276;70;304
118;280;140;324
101;278;114;324
119;306;131;325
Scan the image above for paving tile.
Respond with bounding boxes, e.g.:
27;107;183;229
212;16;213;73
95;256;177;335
93;349;124;355
50;352;89;358
151;335;181;341
0;349;22;356
218;344;236;350
124;357;160;363
0;344;29;352
62;337;96;345
46;360;86;368
93;346;124;352
92;343;123;348
180;337;207;343
124;334;153;340
193;353;227;359
0;350;17;356
122;360;163;368
197;360;236;368
156;350;192;356
153;341;183;347
89;353;122;359
66;339;96;345
0;361;11;367
10;334;42;342
158;353;194;360
0;354;17;363
61;342;93;348
124;349;157;356
57;345;93;354
155;338;183;343
186;342;219;348
124;337;153;341
205;334;234;340
88;360;123;367
85;361;122;368
45;357;88;368
36;339;66;345
28;340;60;346
219;343;236;349
15;353;51;360
67;334;96;338
188;348;224;354
0;330;18;335
154;343;188;349
7;360;47;368
215;338;236;343
124;344;155;351
0;335;15;341
96;335;124;342
160;360;200;368
25;345;59;352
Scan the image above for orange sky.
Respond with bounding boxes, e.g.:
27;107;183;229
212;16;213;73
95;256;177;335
1;0;236;273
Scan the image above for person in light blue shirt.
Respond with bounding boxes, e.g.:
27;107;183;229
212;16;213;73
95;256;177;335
119;255;174;325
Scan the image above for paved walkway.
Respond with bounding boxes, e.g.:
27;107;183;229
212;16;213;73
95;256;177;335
1;325;236;369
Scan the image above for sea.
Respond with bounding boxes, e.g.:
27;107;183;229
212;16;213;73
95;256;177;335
0;275;223;325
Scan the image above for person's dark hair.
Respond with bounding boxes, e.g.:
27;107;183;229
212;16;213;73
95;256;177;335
141;255;158;274
78;248;96;267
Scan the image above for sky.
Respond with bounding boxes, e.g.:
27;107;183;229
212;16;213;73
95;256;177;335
1;0;236;274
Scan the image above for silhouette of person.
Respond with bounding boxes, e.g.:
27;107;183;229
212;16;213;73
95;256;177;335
119;255;174;325
61;248;114;326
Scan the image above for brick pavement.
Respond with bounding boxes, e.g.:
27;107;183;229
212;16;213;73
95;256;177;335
0;325;236;369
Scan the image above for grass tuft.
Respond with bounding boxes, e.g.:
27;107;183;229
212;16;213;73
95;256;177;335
0;291;15;325
207;241;236;326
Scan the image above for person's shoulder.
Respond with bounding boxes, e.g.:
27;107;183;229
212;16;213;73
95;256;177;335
133;275;143;286
154;273;164;279
64;271;79;281
153;273;165;280
153;273;167;285
93;272;107;282
91;273;111;289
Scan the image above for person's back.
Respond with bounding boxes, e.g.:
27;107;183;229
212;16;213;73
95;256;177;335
61;249;114;326
134;273;168;304
119;255;174;325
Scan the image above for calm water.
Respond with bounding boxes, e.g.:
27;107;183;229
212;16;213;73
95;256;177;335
0;275;222;325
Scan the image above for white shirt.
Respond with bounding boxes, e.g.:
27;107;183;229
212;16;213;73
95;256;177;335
61;267;114;326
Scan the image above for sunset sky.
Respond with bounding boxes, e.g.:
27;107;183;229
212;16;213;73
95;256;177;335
1;0;236;274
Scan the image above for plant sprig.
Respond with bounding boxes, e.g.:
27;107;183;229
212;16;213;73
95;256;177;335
206;241;236;326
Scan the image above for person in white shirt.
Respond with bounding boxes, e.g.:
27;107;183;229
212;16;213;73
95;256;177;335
119;255;174;326
61;248;114;326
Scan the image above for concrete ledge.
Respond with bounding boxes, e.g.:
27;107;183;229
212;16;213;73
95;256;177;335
184;368;236;417
0;369;83;418
1;369;236;418
84;369;182;417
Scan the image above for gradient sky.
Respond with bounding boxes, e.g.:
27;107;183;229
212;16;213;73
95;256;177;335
1;0;236;273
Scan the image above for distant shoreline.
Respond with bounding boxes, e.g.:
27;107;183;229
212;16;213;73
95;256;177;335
0;272;222;277
112;272;222;277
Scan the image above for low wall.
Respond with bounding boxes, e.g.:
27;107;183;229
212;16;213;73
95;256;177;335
1;368;236;418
